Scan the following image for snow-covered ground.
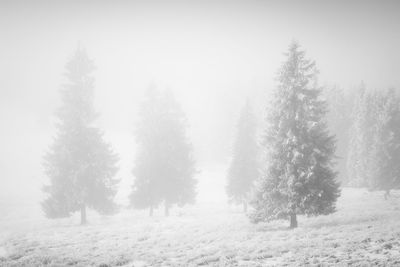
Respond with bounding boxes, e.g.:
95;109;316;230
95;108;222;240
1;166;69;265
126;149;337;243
1;188;400;266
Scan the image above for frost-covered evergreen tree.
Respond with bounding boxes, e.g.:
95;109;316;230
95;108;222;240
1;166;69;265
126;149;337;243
367;89;400;198
250;42;340;228
42;47;119;224
130;87;196;216
226;100;259;212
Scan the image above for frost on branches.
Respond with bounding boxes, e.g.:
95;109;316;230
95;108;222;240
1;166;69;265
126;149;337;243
250;42;340;228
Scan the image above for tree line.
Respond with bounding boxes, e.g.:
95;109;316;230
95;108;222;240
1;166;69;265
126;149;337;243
43;42;398;228
346;85;400;196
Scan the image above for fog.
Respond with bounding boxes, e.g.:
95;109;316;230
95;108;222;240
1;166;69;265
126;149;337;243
1;0;398;205
0;1;399;207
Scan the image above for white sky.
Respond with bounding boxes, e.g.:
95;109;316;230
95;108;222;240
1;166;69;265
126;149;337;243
0;0;399;204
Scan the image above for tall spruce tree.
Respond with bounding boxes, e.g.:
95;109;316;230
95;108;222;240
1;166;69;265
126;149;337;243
226;100;259;212
130;87;196;216
250;42;340;228
42;47;119;224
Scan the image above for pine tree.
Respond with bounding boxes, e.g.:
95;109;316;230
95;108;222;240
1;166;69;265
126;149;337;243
42;47;119;224
129;86;163;216
250;42;340;228
226;100;259;212
367;89;400;198
130;87;196;216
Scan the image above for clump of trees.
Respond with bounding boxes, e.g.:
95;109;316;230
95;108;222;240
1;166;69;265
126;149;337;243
129;86;197;216
42;47;119;225
226;100;259;212
43;47;197;223
250;42;340;228
347;87;400;197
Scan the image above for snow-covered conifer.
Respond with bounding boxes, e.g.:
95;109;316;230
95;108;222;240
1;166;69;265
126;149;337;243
42;47;119;224
130;87;196;216
250;42;340;228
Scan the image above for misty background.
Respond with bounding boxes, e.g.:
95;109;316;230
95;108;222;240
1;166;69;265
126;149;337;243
1;0;400;206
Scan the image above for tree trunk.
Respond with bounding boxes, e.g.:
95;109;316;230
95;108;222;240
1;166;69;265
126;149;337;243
243;201;248;213
80;204;87;225
149;205;153;217
164;202;169;217
384;190;391;200
289;212;297;228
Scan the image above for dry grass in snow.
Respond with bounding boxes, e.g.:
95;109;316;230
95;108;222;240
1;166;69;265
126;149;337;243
1;188;400;266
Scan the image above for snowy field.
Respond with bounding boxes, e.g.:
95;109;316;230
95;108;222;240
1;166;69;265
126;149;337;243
1;188;400;266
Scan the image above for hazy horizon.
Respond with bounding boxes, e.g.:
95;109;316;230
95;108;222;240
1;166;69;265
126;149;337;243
1;0;400;204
